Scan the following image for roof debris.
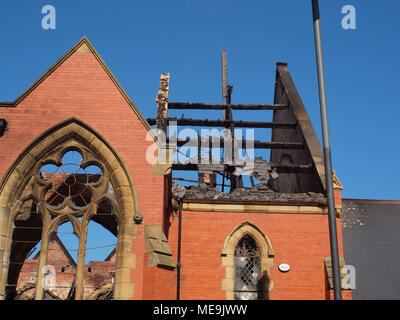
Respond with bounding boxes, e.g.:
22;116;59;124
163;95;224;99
172;181;326;204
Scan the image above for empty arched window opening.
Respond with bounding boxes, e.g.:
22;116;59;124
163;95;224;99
3;142;123;300
83;199;118;300
5;201;43;300
234;235;261;300
45;221;79;300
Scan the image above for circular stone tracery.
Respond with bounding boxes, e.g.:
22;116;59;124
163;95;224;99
40;150;103;207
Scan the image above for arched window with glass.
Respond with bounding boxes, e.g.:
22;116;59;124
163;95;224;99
234;235;262;300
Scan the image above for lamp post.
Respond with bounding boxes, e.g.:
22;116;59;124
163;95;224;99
311;0;342;300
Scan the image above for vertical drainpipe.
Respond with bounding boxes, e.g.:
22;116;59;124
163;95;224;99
311;0;342;300
176;200;183;300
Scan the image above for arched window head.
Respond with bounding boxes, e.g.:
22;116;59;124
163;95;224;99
234;235;261;300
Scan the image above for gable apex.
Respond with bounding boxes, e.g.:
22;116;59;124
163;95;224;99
0;37;160;144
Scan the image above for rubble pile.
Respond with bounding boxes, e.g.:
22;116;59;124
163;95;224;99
172;182;326;204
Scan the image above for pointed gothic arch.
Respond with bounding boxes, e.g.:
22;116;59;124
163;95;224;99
221;222;274;300
0;118;141;300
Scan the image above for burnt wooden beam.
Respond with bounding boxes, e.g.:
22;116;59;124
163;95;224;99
172;163;313;173
170;138;304;149
168;102;288;111
249;141;304;149
147;117;296;129
172;177;231;187
233;120;295;129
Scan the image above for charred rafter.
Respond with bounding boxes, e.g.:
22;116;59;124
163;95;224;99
169;137;304;150
147;117;296;129
171;163;313;173
168;102;288;111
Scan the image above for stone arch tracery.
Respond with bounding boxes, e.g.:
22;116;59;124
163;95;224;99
0;118;141;300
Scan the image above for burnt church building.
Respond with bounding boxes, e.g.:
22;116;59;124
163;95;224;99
0;37;357;300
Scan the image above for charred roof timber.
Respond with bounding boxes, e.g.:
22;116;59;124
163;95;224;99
167;102;289;111
149;55;328;202
147;118;296;129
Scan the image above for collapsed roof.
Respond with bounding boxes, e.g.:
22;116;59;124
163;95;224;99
148;59;329;203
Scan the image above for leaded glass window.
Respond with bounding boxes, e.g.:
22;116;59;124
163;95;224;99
234;235;261;300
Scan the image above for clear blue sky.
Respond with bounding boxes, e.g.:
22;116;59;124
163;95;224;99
1;0;399;201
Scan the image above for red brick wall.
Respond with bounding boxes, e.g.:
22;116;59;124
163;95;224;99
0;48;165;299
16;239;116;300
142;254;176;300
83;261;115;300
334;190;342;207
328;290;353;300
166;208;351;300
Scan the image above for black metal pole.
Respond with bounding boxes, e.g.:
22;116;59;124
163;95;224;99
311;0;342;300
176;200;183;300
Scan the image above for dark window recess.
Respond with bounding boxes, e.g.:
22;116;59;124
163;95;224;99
0;119;7;137
234;235;261;300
